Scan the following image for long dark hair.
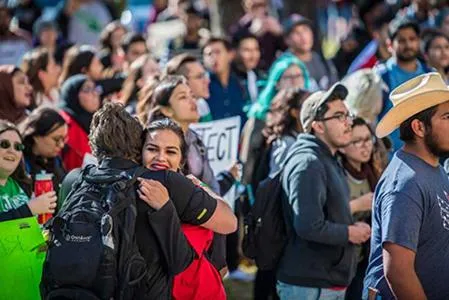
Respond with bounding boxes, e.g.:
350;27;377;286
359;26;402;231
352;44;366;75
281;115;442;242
0;120;32;196
146;75;187;124
21;48;50;96
144;118;188;169
20;107;67;154
137;74;161;125
340;117;385;189
263;89;310;144
59;45;97;86
120;54;157;106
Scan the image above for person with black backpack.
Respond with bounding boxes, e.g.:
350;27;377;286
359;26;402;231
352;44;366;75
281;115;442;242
276;84;371;300
41;103;237;300
244;88;309;300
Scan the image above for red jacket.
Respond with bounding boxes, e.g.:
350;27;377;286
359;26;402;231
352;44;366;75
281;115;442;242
172;224;226;300
60;111;92;172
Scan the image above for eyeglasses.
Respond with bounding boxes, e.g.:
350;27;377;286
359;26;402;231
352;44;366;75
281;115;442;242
281;73;303;80
80;86;101;94
351;136;376;148
188;72;210;81
0;139;25;152
318;112;354;123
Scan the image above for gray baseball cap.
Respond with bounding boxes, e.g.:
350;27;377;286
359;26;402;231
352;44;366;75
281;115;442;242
300;83;348;133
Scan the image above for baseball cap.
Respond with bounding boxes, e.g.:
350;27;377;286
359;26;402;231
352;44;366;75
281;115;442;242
282;14;313;37
300;83;348;133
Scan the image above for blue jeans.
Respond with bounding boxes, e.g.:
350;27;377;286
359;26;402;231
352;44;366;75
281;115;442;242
277;281;346;300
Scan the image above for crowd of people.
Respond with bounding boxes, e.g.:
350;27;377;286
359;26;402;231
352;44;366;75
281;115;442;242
2;0;449;299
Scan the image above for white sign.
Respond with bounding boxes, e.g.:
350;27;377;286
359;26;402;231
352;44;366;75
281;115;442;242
190;116;241;172
190;116;241;209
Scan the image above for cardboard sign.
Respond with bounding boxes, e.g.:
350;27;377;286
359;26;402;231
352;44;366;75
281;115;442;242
190;116;241;173
190;117;241;208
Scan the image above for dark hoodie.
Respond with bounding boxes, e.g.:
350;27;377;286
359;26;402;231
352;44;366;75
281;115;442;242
60;74;93;133
278;133;356;288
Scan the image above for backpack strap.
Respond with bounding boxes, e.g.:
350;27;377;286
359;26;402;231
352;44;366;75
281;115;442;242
24;158;32;175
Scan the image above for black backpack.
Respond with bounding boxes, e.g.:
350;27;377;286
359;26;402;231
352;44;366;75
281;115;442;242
242;148;299;271
41;165;148;300
242;170;287;271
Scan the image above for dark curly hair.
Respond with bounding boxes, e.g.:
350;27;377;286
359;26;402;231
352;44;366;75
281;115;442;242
89;103;144;162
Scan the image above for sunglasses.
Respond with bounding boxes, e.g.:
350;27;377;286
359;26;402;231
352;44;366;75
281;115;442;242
0;139;25;152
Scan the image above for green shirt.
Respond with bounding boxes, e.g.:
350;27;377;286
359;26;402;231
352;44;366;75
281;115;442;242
0;177;29;213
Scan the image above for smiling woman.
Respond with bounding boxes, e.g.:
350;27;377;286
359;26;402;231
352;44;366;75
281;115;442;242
142;118;227;300
0;65;33;124
0;120;57;222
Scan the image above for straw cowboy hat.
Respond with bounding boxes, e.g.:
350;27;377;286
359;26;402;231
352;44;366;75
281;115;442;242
376;72;449;138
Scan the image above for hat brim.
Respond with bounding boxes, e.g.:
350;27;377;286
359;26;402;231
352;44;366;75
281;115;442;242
376;89;449;138
284;20;313;37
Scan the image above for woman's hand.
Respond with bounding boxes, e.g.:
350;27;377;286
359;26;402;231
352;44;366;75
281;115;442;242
228;162;242;181
350;192;374;214
27;191;57;215
186;174;202;186
137;178;169;210
186;174;222;200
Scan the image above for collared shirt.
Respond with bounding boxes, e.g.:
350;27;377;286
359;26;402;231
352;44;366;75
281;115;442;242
207;71;247;124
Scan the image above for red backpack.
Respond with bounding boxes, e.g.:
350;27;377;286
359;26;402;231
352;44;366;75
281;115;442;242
172;224;226;300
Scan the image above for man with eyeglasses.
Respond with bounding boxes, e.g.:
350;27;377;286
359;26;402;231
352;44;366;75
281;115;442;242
164;53;213;122
276;83;371;300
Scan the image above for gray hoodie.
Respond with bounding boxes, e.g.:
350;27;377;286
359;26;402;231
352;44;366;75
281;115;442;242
278;133;356;288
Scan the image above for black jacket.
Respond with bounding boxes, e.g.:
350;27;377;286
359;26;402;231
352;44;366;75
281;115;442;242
24;152;66;193
60;157;220;299
278;134;357;288
0;202;33;222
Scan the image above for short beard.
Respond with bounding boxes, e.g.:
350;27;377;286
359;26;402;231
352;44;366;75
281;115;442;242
396;52;418;63
324;126;352;149
424;128;449;158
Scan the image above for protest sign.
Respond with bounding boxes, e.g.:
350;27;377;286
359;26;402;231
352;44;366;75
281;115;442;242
190;116;241;209
0;217;46;300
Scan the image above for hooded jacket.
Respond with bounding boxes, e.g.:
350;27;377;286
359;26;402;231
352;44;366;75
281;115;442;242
278;133;356;288
59;75;93;171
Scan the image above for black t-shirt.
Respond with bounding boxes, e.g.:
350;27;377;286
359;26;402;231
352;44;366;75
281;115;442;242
140;170;217;224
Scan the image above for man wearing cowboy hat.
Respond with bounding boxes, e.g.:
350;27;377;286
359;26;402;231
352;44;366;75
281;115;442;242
363;72;449;300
